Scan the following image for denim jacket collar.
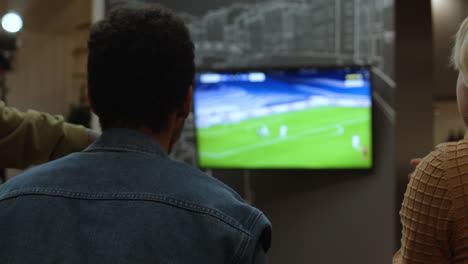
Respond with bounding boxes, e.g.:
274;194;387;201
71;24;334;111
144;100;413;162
84;128;168;158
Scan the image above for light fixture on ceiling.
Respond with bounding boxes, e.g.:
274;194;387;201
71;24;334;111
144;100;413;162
1;12;23;34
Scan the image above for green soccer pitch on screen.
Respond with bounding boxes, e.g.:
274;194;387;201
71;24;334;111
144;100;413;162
193;66;373;169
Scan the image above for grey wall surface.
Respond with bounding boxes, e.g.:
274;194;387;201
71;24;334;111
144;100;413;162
432;0;468;99
394;0;435;252
106;0;397;263
107;0;395;106
251;106;395;263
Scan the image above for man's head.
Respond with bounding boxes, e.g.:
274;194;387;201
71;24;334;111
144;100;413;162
87;5;195;149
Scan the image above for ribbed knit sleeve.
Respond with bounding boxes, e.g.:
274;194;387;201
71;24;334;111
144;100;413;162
394;144;453;264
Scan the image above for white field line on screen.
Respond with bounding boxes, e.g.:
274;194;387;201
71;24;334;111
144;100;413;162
245;117;286;130
200;117;287;137
200;117;368;159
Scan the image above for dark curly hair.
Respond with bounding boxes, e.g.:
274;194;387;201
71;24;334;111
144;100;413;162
87;5;195;132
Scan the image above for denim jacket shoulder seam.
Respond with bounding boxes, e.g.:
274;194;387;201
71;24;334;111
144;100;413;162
230;230;251;264
84;146;164;157
231;211;266;264
245;208;263;231
0;188;250;235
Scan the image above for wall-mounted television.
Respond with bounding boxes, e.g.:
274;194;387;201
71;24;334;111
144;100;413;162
193;66;373;169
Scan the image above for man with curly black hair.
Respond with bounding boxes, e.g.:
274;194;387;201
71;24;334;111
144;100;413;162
0;5;271;263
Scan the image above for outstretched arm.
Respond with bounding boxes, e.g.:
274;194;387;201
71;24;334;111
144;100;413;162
0;101;94;169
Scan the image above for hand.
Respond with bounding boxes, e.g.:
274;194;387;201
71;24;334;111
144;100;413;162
410;158;422;168
408;158;422;180
86;129;100;145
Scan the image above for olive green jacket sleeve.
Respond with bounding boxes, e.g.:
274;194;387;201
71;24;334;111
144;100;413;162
0;101;88;169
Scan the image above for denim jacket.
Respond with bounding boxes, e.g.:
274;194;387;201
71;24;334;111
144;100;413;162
0;128;271;264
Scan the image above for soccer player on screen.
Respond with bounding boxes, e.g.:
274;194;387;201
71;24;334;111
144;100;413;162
257;125;270;138
352;135;361;151
361;146;369;160
352;135;369;160
279;125;288;138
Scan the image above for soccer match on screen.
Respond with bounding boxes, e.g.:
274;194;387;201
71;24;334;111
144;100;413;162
193;67;373;169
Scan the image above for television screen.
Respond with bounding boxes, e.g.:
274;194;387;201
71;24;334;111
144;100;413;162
193;66;373;169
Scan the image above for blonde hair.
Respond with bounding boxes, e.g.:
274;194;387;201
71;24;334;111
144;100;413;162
453;17;468;86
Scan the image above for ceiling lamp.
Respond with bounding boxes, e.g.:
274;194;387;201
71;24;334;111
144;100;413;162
1;12;23;33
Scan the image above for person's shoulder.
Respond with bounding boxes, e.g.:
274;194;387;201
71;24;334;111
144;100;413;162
435;137;468;158
420;138;468;167
412;138;468;187
148;159;273;257
164;160;271;235
429;138;468;173
434;138;468;179
0;154;77;198
164;159;238;198
165;159;249;203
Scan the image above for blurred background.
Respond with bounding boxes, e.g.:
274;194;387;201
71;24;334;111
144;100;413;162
0;0;467;263
0;0;90;120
